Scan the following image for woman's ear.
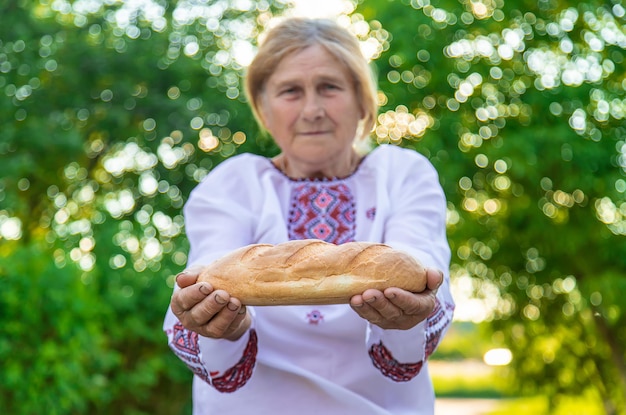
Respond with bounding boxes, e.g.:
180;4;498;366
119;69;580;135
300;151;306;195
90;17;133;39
258;107;268;128
256;94;271;131
357;93;366;121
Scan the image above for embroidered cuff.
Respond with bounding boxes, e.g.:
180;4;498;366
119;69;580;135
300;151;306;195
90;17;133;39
168;322;258;393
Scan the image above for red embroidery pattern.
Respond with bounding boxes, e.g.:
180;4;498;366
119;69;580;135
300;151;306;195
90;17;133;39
425;300;453;358
306;309;324;325
368;299;454;382
170;322;210;384
288;183;355;244
212;330;258;393
369;342;424;382
169;322;258;393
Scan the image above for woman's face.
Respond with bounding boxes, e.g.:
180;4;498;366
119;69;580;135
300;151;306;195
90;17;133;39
259;44;363;178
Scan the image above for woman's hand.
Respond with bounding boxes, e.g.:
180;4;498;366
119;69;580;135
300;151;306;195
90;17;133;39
349;268;443;330
170;266;251;341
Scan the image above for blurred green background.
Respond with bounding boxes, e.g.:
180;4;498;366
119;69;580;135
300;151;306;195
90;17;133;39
1;0;625;414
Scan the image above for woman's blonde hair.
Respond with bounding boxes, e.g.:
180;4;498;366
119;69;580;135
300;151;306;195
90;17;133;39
245;17;378;141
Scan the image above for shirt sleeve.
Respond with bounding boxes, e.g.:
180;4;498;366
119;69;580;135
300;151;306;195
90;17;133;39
183;155;259;266
163;155;262;392
365;146;455;381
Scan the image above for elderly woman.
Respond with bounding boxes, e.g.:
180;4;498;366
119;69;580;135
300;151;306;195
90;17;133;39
164;17;454;415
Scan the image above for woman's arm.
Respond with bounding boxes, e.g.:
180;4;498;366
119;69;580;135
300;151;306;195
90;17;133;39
353;146;455;381
163;155;262;392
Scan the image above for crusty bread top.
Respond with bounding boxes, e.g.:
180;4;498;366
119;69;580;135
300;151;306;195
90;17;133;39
197;239;426;305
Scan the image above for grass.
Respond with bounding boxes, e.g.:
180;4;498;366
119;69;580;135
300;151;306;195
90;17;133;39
431;359;606;415
431;360;507;399
430;323;608;414
487;395;605;415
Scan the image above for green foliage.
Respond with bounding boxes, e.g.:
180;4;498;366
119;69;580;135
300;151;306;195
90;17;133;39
0;240;190;414
432;321;492;360
0;0;286;413
1;242;107;413
356;0;626;413
1;0;625;413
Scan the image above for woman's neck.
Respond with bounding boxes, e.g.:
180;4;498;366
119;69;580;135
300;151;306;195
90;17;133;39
274;151;361;179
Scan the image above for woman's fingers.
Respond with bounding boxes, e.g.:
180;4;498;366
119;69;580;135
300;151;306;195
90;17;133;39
174;265;205;288
171;282;213;315
350;282;439;330
425;268;444;291
172;284;251;340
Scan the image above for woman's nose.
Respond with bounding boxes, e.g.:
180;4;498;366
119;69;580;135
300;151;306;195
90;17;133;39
302;94;324;121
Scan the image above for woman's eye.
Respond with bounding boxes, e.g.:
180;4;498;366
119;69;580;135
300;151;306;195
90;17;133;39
280;87;299;95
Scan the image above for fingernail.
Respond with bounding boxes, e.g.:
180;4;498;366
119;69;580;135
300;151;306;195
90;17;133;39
238;306;247;315
227;301;239;311
175;270;188;282
365;296;377;303
199;283;211;295
214;293;227;304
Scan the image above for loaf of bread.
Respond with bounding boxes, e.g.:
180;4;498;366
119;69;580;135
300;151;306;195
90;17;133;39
197;239;426;305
